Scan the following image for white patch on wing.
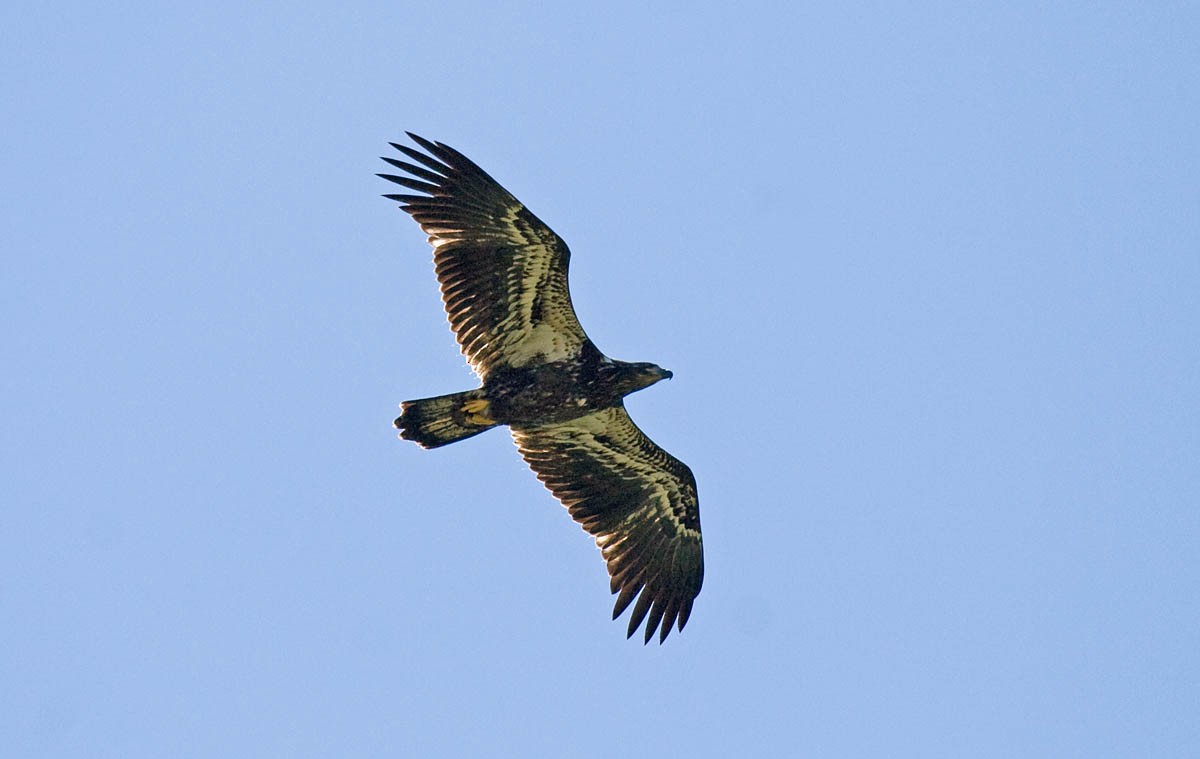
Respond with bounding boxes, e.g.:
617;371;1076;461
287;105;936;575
537;412;696;537
499;207;578;366
505;321;573;366
430;198;584;371
477;204;564;366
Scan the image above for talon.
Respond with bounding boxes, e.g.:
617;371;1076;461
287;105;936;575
461;398;494;425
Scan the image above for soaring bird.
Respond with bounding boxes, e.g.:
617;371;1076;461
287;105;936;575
380;134;703;643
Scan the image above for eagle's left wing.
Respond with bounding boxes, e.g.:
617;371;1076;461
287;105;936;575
378;134;590;377
511;407;704;643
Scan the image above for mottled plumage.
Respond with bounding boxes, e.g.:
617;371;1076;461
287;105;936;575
380;134;703;643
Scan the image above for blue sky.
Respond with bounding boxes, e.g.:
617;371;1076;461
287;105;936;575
3;2;1198;757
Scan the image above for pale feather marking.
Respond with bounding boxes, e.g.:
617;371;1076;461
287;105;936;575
532;411;700;541
493;204;575;367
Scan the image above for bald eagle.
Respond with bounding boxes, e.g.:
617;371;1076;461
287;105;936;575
380;134;703;643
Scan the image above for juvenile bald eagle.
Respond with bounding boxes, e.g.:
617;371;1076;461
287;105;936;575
380;134;703;644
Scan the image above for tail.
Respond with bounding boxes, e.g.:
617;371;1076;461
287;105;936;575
395;389;499;449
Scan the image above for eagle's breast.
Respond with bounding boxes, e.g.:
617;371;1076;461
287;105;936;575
484;350;619;426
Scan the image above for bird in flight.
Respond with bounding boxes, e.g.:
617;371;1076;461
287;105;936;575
379;134;703;643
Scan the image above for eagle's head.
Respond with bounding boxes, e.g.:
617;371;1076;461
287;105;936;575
609;360;672;397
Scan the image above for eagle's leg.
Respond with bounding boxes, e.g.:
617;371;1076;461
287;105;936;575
461;398;495;426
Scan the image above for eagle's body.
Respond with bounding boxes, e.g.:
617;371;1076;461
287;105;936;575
485;353;670;425
380;134;703;643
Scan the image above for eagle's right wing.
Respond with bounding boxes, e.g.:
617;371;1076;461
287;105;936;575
511;406;704;643
380;134;590;377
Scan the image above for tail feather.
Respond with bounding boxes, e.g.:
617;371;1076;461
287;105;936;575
395;389;498;448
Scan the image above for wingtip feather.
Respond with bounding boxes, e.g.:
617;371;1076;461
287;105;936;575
612;583;641;620
658;622;672;644
642;600;666;644
626;591;655;640
406;131;438;152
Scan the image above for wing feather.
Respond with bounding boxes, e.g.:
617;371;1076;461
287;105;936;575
381;134;589;376
511;407;704;644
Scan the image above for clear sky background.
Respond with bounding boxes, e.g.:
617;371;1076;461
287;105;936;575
3;2;1198;757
